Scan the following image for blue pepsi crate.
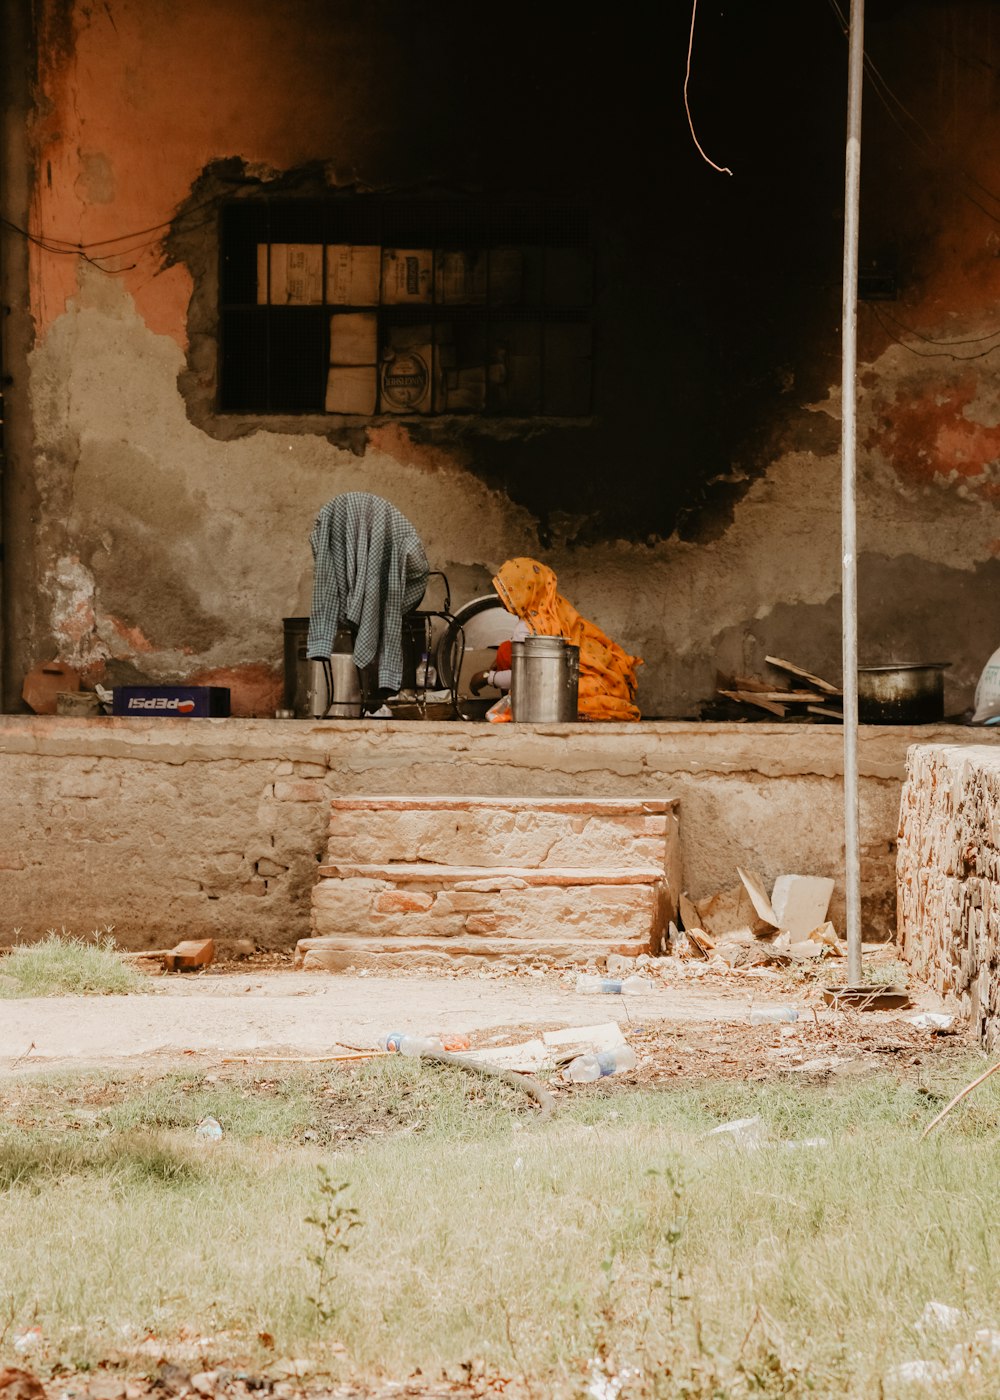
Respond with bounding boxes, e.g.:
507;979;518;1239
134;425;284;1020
112;686;231;717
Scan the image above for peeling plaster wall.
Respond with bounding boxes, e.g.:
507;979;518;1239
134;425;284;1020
8;1;1000;717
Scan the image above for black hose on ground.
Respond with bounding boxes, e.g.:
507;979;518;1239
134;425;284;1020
421;1050;556;1123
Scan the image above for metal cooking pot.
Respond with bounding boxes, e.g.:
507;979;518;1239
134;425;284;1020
857;662;951;724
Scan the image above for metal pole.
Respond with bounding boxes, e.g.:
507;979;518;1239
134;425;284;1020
842;0;865;987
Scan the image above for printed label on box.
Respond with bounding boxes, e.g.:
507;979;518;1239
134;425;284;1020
257;244;323;305
381;249;433;304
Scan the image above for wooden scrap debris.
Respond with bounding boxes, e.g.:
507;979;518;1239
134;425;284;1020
125;938;215;972
713;657;843;723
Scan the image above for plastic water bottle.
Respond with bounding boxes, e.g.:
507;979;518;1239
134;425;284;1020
749;1006;799;1025
378;1032;444;1056
575;973;650;994
416;652;436;689
564;1046;638;1082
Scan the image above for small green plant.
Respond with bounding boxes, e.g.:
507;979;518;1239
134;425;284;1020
0;928;146;998
304;1165;362;1325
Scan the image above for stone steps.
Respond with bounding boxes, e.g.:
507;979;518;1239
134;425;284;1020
324;794;678;871
301;794;680;971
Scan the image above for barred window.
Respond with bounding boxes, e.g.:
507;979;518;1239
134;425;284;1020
218;199;593;418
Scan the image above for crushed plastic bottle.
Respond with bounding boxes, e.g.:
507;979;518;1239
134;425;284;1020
378;1032;445;1057
195;1116;223;1143
564;1046;638;1082
749;1006;799;1025
575;974;650;995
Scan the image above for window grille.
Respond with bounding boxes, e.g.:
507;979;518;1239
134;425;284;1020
218;199;593;417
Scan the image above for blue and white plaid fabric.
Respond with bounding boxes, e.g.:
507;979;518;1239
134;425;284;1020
307;493;429;692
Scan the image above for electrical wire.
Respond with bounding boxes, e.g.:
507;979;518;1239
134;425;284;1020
873;304;1000;348
684;0;733;176
866;302;1000;362
826;0;1000;224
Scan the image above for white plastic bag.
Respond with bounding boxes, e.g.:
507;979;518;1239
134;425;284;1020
972;646;1000;724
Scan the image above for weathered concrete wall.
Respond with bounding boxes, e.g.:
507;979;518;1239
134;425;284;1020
8;2;1000;720
3;717;997;949
898;744;1000;1042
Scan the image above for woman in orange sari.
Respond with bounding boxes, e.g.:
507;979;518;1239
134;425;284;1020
490;558;642;721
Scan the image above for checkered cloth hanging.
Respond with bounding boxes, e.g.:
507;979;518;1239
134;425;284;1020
307;493;429;693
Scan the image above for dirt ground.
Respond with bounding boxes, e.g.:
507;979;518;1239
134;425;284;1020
0;946;967;1085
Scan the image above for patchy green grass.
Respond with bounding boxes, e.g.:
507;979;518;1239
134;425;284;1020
3;1056;1000;1397
0;930;148;998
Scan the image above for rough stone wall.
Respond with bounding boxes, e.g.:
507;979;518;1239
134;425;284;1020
3;717;995;949
6;2;1000;721
898;743;1000;1041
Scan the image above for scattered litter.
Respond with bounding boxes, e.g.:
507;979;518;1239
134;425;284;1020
125;938;215;972
563;1045;637;1082
705;1116;768;1150
12;1329;42;1355
886;1357;954;1384
736;867;779;926
769;875;835;938
575;973;650;994
377;1032;444;1056
887;1328;1000;1386
749;1006;799;1025
908;1012;956;1032
585;1359;641;1400
915;1301;962;1335
194;1116;223;1143
439;1032;470;1051
513;1156;524;1174
544;1022;627;1054
460;1038;551;1072
704;1116;828;1153
786;1055;851;1073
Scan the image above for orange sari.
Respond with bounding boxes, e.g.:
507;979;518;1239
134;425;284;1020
492;558;642;721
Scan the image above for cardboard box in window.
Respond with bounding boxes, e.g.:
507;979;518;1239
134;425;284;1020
326;245;381;305
325;365;378;415
381;249;433;304
380;323;432;414
329;312;378;366
256;244;324;305
434;250;487;305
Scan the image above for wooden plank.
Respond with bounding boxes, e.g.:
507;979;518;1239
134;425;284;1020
718;689;786;717
765;655;841;694
807;705;843;720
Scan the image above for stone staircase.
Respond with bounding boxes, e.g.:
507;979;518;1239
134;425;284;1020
296;795;681;971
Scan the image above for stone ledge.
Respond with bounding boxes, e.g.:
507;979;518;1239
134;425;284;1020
296;933;649;971
316;862;667;885
329;795;676;814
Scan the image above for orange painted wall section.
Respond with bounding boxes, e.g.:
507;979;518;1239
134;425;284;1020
30;0;383;344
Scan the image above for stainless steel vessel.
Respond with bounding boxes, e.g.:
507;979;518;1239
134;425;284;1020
510;635;580;722
308;653;363;718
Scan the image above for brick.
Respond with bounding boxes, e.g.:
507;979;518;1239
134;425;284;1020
273;781;324;802
373;891;434;914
